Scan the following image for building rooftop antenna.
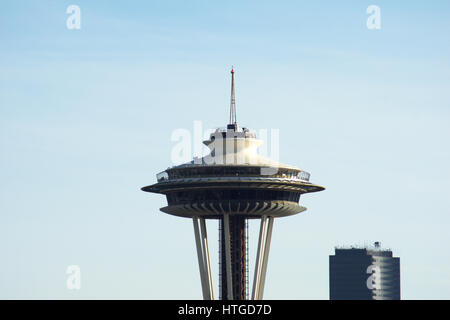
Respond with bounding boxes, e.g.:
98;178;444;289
229;67;237;126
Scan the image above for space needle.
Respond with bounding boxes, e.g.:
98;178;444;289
141;68;324;300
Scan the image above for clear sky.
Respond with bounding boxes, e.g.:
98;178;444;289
1;0;449;299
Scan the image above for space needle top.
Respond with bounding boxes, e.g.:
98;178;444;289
143;67;325;217
141;68;325;301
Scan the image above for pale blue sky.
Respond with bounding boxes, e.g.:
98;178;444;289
1;0;449;299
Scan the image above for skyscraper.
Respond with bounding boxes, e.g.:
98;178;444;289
142;69;324;300
329;242;401;300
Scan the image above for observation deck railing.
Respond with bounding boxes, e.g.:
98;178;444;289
156;169;310;183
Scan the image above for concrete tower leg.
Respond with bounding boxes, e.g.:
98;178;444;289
252;216;274;300
200;217;214;300
252;215;267;300
259;216;274;299
193;216;212;300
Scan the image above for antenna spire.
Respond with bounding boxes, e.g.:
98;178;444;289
229;67;237;125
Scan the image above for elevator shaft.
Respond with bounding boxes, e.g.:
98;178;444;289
219;215;248;300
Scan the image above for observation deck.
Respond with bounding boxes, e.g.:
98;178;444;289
141;125;324;219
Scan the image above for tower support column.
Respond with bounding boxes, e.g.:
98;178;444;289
252;215;267;300
259;216;274;299
193;216;214;300
252;216;274;300
200;218;214;300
